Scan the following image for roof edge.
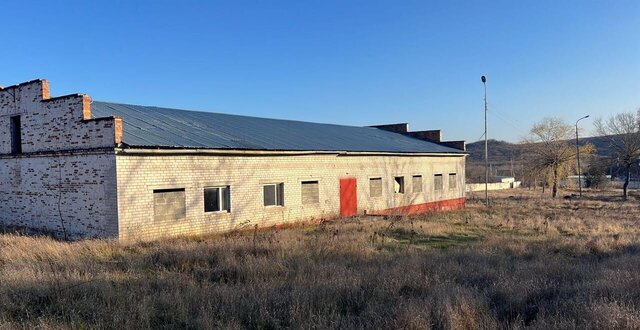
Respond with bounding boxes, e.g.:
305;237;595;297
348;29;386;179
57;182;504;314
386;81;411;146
115;146;467;157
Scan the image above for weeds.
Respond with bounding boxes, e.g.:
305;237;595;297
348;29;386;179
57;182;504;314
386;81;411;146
0;189;639;329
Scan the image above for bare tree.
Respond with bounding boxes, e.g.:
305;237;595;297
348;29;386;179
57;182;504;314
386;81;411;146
594;110;640;199
523;118;593;198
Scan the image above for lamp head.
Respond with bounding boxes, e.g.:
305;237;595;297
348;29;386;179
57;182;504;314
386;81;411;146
577;115;590;124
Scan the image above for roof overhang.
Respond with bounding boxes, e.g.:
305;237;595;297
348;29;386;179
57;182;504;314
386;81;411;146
114;146;468;157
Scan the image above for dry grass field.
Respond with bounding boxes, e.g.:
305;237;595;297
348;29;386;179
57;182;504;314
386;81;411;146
1;189;640;329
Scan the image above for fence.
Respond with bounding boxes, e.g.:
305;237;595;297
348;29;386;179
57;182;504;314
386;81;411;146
466;181;521;192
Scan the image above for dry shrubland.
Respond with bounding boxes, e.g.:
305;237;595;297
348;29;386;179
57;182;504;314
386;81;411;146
1;189;640;329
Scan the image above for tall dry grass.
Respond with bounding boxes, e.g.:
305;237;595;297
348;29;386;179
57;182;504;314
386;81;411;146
1;189;639;329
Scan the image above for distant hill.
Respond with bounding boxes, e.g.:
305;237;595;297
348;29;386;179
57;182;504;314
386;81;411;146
466;136;618;163
466;140;520;163
464;136;622;182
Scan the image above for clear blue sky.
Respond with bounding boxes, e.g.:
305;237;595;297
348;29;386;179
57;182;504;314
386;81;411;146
1;1;638;142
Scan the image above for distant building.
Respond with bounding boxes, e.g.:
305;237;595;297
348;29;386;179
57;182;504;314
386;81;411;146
495;176;516;183
0;79;466;240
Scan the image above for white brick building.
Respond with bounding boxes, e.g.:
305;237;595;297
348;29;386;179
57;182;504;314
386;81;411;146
0;79;467;241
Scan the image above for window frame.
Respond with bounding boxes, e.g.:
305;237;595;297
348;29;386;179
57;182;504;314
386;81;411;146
394;176;405;194
152;188;186;222
301;180;320;205
434;174;444;191
204;186;231;213
449;173;457;190
263;183;285;207
412;175;423;193
369;177;383;198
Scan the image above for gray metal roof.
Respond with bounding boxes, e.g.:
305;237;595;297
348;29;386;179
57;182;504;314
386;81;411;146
91;101;463;154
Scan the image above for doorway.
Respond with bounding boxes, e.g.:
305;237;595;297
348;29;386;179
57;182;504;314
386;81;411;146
339;178;357;217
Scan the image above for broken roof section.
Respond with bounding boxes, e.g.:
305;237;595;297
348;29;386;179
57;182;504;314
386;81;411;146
91;101;464;154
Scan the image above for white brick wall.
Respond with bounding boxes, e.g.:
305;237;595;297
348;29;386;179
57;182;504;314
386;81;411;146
116;153;466;241
0;79;467;241
0;152;118;238
0;80;120;238
0;79;119;153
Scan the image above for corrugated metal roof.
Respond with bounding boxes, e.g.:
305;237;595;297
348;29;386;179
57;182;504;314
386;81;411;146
91;101;464;154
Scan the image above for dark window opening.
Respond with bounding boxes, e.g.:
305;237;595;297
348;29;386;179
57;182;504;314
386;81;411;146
10;116;22;154
394;176;405;194
154;188;185;193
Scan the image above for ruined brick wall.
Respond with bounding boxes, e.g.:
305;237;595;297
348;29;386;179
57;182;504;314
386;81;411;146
0;80;120;238
0;79;120;153
115;153;466;241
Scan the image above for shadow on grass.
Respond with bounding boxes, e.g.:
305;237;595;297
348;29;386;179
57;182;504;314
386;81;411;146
383;228;482;249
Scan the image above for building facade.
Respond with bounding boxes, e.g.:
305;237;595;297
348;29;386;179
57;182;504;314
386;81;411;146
0;79;466;241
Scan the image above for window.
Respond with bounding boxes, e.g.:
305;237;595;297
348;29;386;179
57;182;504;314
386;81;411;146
301;181;319;204
394;176;405;194
153;188;186;222
369;178;382;197
264;183;284;206
412;175;423;193
434;174;443;191
204;186;230;212
449;173;457;190
10;115;22;154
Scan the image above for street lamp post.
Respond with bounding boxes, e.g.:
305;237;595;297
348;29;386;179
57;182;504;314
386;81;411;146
575;115;589;197
481;75;488;207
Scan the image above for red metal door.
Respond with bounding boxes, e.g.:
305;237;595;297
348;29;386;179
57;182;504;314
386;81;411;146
339;178;357;217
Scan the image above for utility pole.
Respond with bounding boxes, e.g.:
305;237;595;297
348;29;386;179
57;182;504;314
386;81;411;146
575;115;589;198
482;75;489;207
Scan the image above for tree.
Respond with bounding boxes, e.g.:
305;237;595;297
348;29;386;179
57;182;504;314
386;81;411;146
523;118;593;198
594;110;640;199
584;155;610;190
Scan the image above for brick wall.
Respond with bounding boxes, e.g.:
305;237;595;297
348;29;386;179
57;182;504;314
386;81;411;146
0;79;466;241
0;79;120;153
115;153;466;241
0;152;118;238
0;80;120;238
